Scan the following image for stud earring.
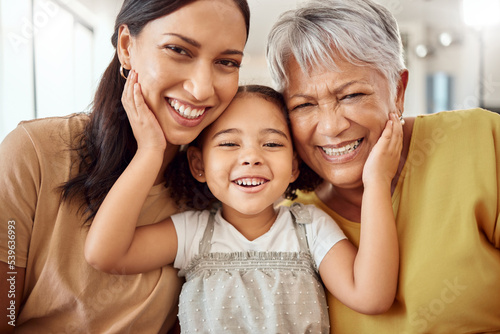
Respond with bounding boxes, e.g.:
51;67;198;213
398;110;405;125
120;64;129;79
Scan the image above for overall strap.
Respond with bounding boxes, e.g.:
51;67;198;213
289;203;312;253
198;210;216;254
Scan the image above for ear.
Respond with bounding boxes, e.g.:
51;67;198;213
290;152;300;183
395;69;409;112
117;24;133;69
187;146;206;183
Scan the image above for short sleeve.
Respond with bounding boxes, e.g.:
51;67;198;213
303;204;347;268
0;124;40;268
171;210;211;272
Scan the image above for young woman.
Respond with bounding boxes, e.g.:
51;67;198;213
85;85;402;333
0;0;249;332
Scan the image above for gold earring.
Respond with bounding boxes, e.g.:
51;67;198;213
120;64;129;79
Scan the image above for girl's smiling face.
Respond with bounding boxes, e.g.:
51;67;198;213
119;0;247;146
189;94;299;221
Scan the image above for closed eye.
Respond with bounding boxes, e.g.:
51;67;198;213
341;93;364;101
291;102;314;111
264;142;284;148
218;141;238;147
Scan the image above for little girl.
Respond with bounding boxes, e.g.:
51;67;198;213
85;84;402;333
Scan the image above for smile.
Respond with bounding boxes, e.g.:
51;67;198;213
321;139;362;156
168;99;206;119
233;177;269;187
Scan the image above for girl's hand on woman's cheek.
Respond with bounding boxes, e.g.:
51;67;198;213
122;70;167;152
362;112;403;187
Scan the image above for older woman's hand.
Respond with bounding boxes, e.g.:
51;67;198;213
362;112;403;188
121;70;167;152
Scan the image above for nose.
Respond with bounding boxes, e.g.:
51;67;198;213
183;61;215;102
240;146;262;166
316;103;350;137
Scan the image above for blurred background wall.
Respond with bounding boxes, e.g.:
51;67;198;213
1;0;499;141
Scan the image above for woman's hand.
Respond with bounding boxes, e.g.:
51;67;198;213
122;70;167;152
363;112;403;187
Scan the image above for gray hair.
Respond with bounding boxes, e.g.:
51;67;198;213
266;0;406;96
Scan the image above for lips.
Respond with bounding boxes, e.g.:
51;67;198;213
233;177;269;187
168;98;206;120
321;139;363;156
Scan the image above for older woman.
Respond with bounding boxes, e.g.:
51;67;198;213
268;0;500;333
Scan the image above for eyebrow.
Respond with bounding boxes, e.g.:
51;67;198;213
211;128;289;140
288;80;366;100
164;33;244;56
261;128;289;140
211;128;241;140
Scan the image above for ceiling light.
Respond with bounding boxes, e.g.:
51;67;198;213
463;0;500;27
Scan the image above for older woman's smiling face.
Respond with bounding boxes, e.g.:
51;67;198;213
284;56;406;190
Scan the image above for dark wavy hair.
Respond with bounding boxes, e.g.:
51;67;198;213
61;0;250;222
165;85;323;211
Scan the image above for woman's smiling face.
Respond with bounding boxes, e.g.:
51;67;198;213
284;56;405;190
122;0;247;145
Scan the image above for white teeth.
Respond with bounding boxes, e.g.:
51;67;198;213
168;99;205;119
235;178;266;187
322;139;362;156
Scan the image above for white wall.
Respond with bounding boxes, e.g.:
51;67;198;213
0;0;35;142
0;0;119;142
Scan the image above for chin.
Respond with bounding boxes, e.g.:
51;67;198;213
164;130;201;146
321;167;364;189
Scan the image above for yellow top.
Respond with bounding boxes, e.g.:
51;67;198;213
283;109;500;333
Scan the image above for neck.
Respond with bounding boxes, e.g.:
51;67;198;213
220;204;278;241
316;181;364;222
154;143;180;185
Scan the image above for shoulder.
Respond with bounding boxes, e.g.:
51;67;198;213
2;113;89;154
288;203;333;222
407;109;500;157
19;113;89;146
415;108;499;133
171;209;211;226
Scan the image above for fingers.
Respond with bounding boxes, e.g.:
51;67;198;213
122;70;139;118
390;112;404;154
133;79;148;117
120;70;167;151
380;113;403;155
121;70;152;123
363;112;405;186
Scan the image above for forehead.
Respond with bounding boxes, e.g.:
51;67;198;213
206;95;289;134
139;0;246;44
284;56;386;98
